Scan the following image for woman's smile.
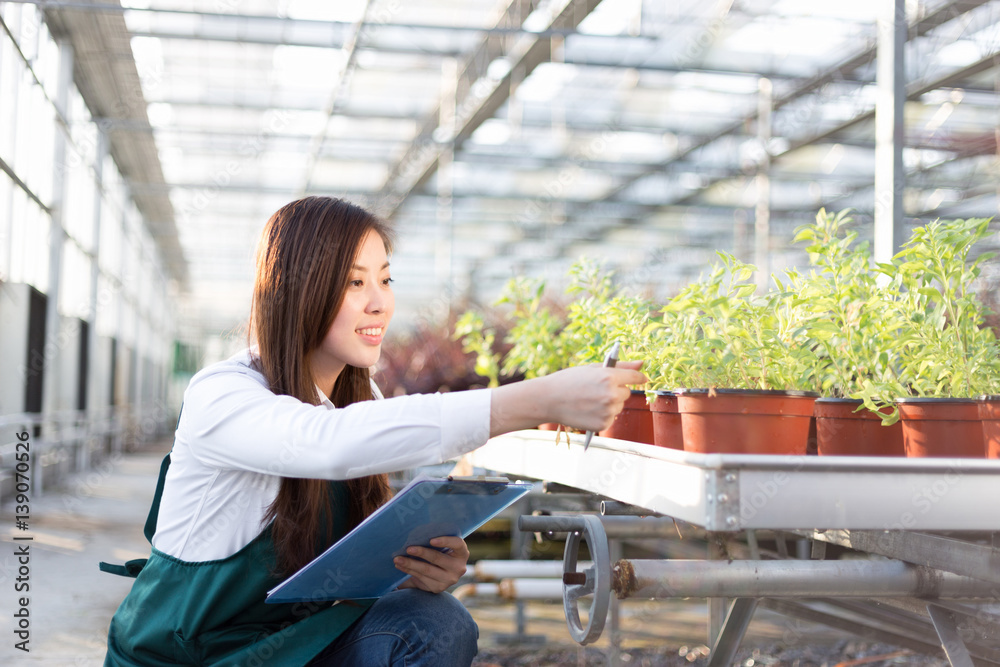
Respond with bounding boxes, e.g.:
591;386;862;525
356;325;386;344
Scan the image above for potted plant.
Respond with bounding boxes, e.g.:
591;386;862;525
789;209;905;456
888;217;999;457
454;260;655;441
667;252;821;455
560;259;656;444
637;294;705;450
980;394;1000;459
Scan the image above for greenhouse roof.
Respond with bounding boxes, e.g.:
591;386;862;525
39;0;1000;334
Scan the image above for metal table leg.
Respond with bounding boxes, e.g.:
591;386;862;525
707;598;758;667
927;604;975;667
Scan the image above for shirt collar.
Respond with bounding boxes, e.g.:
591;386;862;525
314;377;383;407
316;385;335;408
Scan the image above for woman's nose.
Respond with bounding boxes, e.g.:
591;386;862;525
366;284;386;313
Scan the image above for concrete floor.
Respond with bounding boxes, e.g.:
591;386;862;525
0;439;847;666
0;440;168;666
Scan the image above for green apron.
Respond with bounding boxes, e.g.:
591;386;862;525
101;453;372;666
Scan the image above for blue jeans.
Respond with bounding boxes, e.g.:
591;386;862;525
308;589;479;666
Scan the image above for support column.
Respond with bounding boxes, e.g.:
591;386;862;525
436;57;457;302
42;41;73;420
873;0;906;263
608;538;623;666
707;533;729;647
926;604;975;667
113;198;129;453
754;77;772;291
1;26;19;283
87;127;106;462
708;599;759;667
133;242;144;444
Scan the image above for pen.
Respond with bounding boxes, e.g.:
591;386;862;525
582;340;620;452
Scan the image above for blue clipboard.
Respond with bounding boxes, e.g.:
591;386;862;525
266;476;532;603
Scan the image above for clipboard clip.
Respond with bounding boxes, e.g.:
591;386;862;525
446;475;511;483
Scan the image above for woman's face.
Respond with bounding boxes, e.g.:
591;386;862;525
311;230;395;392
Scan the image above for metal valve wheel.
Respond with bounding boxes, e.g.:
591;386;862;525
562;514;610;644
517;514;611;645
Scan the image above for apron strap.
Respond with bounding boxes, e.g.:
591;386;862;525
99;406;180;578
143;451;172;543
98;558;149;577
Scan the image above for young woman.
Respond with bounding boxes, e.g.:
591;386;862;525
103;196;645;667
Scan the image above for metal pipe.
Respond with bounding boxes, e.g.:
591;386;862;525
452;582;499;601
519;514;680;539
473;560;592;581
600;500;663;517
497;578;564;600
601;516;684;538
453;579;565;601
612;559;992;600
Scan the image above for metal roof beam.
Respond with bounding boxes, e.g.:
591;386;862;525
8;1;753;37
129;182;371;196
133;27;875;84
298;0;377;195
666;46;1000;211
41;0;188;287
479;0;994;271
782;49;1000;154
374;0;603;218
127;29;459;56
798;125;1000;217
593;0;994;208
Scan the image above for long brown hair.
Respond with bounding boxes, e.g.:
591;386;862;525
250;196;394;576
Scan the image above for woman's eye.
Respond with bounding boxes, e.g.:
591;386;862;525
382;277;394;286
350;279;363;288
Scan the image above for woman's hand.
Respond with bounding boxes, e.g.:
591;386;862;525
544;361;646;432
489;361;647;436
394;536;470;594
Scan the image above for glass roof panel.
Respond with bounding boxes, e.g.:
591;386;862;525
104;0;1000;336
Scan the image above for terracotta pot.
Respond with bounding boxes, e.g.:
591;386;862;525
979;395;1000;459
897;397;984;458
676;388;819;455
815;398;905;457
600;390;655;444
649;391;683;450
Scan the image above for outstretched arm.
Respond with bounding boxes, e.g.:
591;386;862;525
489;361;646;437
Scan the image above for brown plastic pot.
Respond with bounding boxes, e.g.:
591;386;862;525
676;388;819;455
897;397;984;458
649;391;683;450
814;398;905;457
978;395;1000;459
600;390;655;444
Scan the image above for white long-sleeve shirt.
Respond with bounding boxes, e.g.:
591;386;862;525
152;349;492;561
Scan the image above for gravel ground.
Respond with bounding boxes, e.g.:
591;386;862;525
472;641;949;667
